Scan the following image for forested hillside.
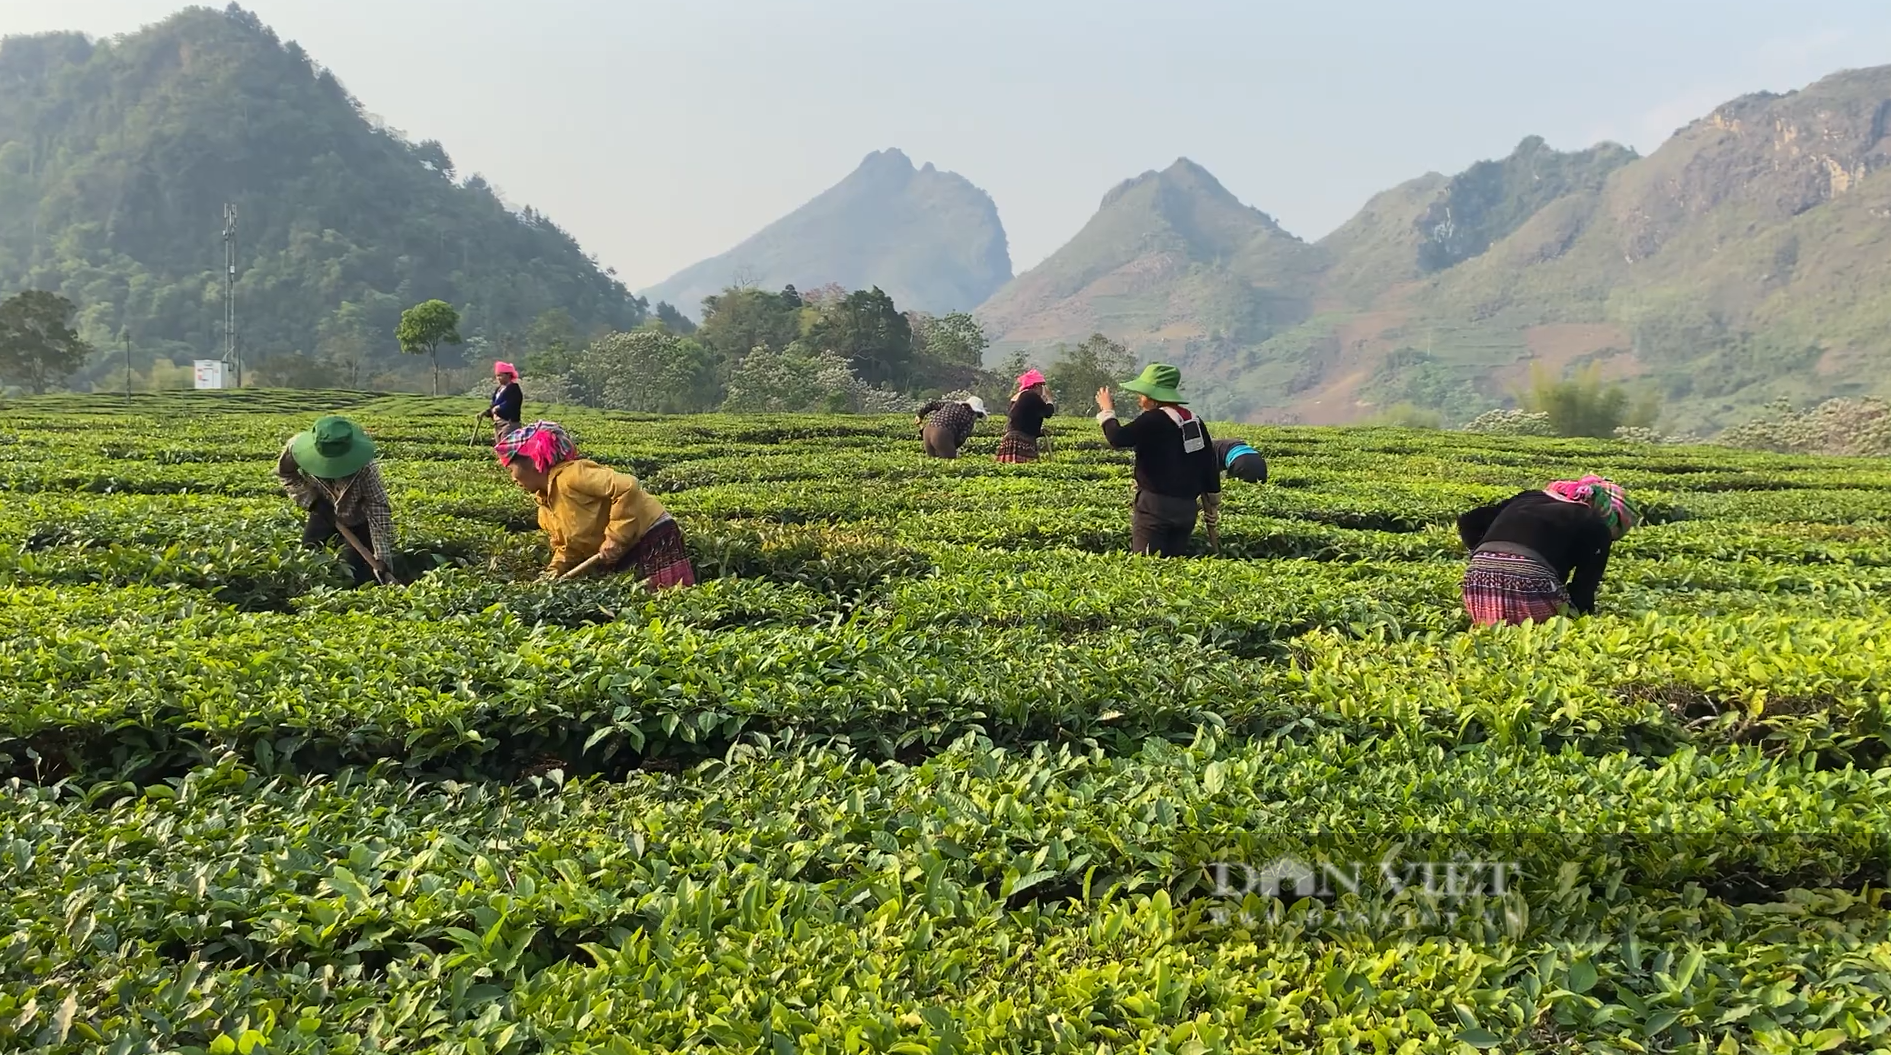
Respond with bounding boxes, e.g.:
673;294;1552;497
0;4;645;390
982;68;1891;432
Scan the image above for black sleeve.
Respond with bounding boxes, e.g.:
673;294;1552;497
918;401;943;418
1566;524;1614;614
1456;500;1510;551
1101;410;1155;450
1041;400;1055;418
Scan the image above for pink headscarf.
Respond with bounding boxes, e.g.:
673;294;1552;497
494;361;518;379
1545;475;1641;538
495;421;576;473
1015;369;1047;392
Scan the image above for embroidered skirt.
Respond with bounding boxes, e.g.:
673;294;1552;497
995;430;1040;463
608;516;697;589
1461;551;1568;626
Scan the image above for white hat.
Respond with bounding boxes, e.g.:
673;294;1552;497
965;396;988;417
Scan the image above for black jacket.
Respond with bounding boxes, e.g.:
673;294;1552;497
1101;407;1221;500
1007;390;1056;437
1458;490;1615;613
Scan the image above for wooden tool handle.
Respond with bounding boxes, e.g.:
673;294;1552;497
560;551;610;581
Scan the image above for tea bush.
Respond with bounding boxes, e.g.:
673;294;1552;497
1;391;1887;1053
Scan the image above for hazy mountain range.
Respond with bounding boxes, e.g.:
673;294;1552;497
3;5;1887;428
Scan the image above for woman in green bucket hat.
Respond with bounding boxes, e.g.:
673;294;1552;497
1096;363;1223;556
276;415;398;586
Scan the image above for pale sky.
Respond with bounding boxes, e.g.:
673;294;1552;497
8;1;1891;293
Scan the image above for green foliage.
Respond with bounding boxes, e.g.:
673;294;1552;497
573;328;716;413
805;286;913;386
0;6;643;391
1718;397;1891;456
911;310;990;368
394;299;462;395
0;290;91;394
1045;333;1137;415
694;285;806;372
1519;364;1658;438
3;394;1891;1051
1415;136;1636;272
1361;402;1443;429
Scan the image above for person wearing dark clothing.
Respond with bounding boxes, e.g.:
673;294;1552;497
997;369;1056;463
479;362;524;439
1212;438;1268;483
1096;363;1222;556
277;416;398;587
1456;475;1642;626
916;396;988;459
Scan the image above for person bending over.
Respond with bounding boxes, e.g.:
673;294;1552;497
1456;474;1641;626
496;421;695;588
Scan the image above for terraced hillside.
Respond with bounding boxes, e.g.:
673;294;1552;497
2;392;1887;1052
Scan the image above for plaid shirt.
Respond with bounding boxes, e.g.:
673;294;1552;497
919;400;980;446
277;441;396;565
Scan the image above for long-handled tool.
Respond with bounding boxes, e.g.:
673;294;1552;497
334;521;397;585
559;551;611;581
469;416;487;447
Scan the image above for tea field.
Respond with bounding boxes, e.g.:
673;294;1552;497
2;391;1889;1054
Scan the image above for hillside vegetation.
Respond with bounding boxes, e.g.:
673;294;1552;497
980;68;1891;432
0;5;644;390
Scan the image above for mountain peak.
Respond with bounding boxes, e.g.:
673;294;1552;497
857;147;914;172
643;151;1011;317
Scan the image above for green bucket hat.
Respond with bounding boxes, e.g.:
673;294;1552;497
290;416;376;479
1120;363;1187;404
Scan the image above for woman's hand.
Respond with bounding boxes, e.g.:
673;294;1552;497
1095;388;1114;415
598;538;628;564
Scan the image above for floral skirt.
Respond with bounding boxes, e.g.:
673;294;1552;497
608;517;696;589
1462;551;1568;626
995;430;1040;463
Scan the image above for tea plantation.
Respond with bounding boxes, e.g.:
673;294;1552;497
2;392;1888;1054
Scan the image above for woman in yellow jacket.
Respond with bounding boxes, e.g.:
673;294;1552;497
495;421;696;588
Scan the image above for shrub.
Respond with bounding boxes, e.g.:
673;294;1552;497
1462;408;1555;436
1717;397;1891;456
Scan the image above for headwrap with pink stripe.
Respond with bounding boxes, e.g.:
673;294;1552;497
1544;475;1641;538
495;420;577;473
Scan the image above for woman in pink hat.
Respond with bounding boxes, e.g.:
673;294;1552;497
996;368;1056;463
478;361;524;439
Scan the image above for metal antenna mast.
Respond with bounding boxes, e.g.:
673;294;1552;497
223;204;238;387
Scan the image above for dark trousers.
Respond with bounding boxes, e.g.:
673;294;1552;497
1132;490;1199;557
303;502;376;586
922;423;961;459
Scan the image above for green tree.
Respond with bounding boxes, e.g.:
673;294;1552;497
0;290;92;394
911;311;989;368
575;328;716;413
523;307;582;375
1519;364;1658;438
1045;333;1137;416
395;299;462;396
808;286;912;386
695;286;804;371
652;301;698;335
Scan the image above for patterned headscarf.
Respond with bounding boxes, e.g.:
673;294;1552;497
1545;475;1641;538
495;420;577;473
